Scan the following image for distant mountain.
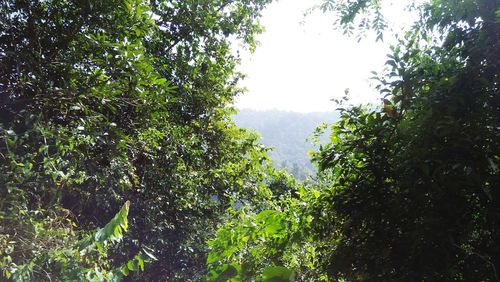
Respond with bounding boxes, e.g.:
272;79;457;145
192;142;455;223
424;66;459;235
233;109;339;179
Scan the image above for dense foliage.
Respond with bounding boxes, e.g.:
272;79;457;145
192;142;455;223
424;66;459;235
0;0;272;280
1;0;498;281
311;1;499;278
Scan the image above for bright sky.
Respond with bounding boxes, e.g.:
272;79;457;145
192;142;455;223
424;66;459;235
234;0;419;113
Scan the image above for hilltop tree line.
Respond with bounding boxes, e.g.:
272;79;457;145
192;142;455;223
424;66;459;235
0;0;498;281
234;109;339;180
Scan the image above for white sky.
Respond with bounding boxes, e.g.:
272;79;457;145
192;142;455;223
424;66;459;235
234;0;419;113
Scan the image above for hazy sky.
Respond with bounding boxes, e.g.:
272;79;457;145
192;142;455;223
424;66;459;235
234;0;418;113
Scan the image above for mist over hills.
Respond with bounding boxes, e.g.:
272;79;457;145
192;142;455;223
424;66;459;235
234;109;339;179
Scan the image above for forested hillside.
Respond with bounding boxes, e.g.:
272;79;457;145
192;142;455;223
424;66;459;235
234;109;339;179
1;0;499;281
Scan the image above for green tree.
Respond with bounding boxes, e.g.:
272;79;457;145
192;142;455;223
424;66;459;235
1;0;272;280
1;0;162;279
311;0;499;279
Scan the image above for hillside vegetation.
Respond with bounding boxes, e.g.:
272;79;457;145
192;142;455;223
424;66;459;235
234;109;339;179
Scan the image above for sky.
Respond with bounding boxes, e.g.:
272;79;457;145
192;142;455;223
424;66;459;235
234;0;418;113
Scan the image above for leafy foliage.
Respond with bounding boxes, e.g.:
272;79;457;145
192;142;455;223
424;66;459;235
311;0;387;41
310;1;500;279
207;171;327;281
1;0;273;280
0;201;139;281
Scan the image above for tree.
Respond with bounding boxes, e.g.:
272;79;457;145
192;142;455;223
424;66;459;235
312;0;499;279
0;0;273;280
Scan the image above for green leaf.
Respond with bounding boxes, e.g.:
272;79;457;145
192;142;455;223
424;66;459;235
120;265;129;276
127;260;137;271
262;266;295;282
255;210;277;222
135;255;145;271
208;264;238;282
95;201;130;244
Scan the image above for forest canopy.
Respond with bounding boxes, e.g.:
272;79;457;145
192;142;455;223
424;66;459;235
1;0;499;281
